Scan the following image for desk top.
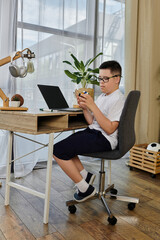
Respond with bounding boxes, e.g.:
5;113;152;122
0;109;82;116
0;110;87;134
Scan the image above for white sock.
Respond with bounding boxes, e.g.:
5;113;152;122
80;169;88;179
76;179;89;193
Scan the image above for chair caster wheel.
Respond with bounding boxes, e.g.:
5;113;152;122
68;205;77;214
110;188;118;195
108;216;117;225
128;202;136;210
130;166;134;171
151;174;156;178
110;188;118;199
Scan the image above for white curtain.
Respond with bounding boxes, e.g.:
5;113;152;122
125;0;160;144
0;0;18;178
13;0;96;178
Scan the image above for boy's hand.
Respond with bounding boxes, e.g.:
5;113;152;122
78;94;95;111
77;94;88;110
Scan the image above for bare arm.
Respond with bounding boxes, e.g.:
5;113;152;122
82;108;94;124
79;94;119;134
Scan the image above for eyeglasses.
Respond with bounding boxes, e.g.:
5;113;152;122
97;75;122;83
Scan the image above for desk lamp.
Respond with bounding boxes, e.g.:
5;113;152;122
0;48;35;108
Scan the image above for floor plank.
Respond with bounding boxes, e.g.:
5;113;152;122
37;232;65;240
0;205;35;240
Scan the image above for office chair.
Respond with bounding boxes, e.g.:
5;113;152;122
66;90;141;225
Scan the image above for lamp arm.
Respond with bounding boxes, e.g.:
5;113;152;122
0;48;35;67
0;88;9;107
0;52;21;67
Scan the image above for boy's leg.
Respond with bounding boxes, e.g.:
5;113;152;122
53;154;95;185
72;155;96;185
53;154;83;183
53;154;96;202
72;155;84;172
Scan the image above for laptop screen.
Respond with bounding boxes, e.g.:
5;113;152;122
38;85;69;109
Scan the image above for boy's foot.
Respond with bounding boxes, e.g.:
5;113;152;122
74;185;96;202
73;172;96;189
86;172;96;185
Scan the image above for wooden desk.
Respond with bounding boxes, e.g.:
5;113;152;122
0;110;87;224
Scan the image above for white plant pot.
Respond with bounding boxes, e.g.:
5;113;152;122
10;101;20;107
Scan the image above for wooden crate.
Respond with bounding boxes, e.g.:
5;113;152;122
129;143;160;175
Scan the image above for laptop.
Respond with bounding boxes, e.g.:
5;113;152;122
38;84;82;112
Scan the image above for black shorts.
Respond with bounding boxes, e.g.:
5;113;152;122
53;127;111;160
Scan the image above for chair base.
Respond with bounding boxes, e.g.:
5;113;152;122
66;159;139;225
66;184;139;223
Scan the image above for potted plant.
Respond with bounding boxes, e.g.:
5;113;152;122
63;52;103;98
10;94;24;107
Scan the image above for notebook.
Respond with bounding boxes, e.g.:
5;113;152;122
38;84;82;112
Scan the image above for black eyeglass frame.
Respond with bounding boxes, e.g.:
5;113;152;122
97;74;122;83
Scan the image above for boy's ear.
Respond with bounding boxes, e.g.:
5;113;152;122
115;76;120;85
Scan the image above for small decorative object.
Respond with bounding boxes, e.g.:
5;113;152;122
147;142;160;153
11;94;24;107
78;91;89;96
10;100;20;107
27;59;35;73
63;52;103;88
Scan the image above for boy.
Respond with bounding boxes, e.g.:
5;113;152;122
53;60;125;202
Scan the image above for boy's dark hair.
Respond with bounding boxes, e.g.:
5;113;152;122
99;60;122;76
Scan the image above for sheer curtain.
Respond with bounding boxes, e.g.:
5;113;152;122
125;0;160;144
0;0;18;178
13;0;96;177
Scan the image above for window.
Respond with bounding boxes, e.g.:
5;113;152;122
17;0;98;108
97;0;125;93
17;0;125;107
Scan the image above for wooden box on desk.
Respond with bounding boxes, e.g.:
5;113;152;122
129;143;160;175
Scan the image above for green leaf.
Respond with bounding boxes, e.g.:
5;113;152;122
63;60;77;70
88;79;99;86
73;71;82;76
85;58;92;67
64;70;77;80
87;75;92;79
71;79;78;83
63;61;72;65
71;76;82;84
87;68;99;73
80;61;85;71
88;52;103;66
70;54;81;70
77;76;82;84
83;71;87;76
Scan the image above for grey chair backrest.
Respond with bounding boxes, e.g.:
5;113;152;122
81;90;140;160
118;90;140;156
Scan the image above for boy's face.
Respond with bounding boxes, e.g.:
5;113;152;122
99;68;120;95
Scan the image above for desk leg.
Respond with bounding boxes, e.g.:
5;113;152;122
43;132;54;224
5;131;13;205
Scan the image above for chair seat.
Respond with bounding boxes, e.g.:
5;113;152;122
81;149;123;160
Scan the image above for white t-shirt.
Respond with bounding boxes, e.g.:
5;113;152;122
89;89;125;150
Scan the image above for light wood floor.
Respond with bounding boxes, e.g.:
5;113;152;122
0;157;160;240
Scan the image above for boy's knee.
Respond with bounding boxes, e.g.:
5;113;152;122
53;142;60;156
